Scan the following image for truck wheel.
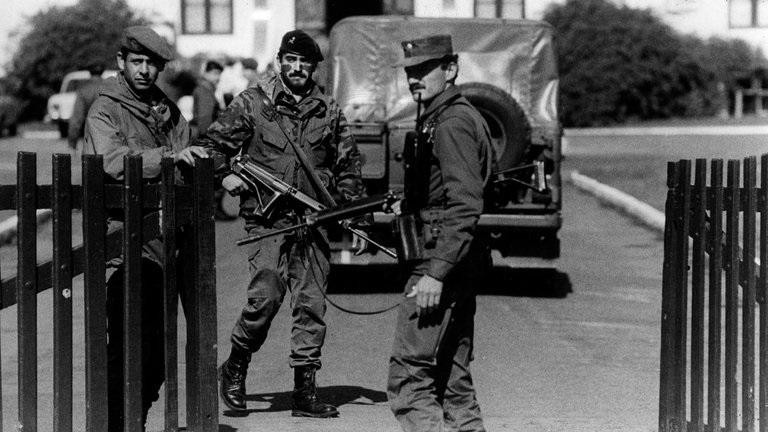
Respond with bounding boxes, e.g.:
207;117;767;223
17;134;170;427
456;82;531;170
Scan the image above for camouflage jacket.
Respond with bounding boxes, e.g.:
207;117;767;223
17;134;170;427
195;75;365;219
417;85;492;281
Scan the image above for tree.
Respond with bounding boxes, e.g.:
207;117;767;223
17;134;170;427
544;0;721;126
8;0;146;119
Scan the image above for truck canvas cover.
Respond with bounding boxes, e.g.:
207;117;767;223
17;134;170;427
329;16;559;130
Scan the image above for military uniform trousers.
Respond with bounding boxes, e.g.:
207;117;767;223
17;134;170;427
387;247;489;432
230;225;331;368
106;234;192;432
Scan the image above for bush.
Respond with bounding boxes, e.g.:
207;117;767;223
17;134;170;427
543;0;755;126
8;0;145;119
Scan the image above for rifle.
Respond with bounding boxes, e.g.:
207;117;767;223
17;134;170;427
231;154;399;258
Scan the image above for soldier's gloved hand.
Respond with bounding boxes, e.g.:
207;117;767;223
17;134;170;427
173;146;209;166
222;173;248;196
406;275;443;316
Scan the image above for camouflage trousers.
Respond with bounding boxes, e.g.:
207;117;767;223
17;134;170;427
387;249;489;432
230;226;330;368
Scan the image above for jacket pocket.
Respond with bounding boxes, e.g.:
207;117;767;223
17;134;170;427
259;125;288;151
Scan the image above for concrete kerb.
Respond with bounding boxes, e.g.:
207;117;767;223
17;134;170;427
0;209;54;245
568;171;665;234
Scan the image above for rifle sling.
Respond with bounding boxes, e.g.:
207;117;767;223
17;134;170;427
253;85;338;208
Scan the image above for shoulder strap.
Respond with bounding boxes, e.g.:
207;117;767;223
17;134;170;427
253;85;338;207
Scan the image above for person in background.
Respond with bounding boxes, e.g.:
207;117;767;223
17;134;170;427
241;57;260;87
192;60;223;138
83;25;207;432
387;34;493;432
68;63;107;149
217;57;248;107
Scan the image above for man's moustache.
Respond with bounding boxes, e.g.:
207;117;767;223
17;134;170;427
409;84;425;92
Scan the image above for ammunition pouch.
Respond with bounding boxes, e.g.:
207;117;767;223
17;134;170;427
392;208;445;264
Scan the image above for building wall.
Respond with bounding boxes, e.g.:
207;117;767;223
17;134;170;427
415;0;475;17
130;0;295;69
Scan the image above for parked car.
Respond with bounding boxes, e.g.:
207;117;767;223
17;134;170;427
328;16;562;261
46;69;117;138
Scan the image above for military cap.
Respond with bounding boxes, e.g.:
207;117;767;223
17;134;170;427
278;30;323;62
395;34;454;67
121;26;174;62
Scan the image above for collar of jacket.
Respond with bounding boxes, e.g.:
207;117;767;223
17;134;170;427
420;84;460;121
263;75;327;119
100;74;174;127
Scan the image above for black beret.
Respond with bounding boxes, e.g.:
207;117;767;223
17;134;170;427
278;30;323;62
121;26;174;62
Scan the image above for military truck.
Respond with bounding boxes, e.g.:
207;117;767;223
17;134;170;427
327;16;562;262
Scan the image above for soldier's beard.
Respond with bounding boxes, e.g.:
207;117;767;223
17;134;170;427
281;72;312;94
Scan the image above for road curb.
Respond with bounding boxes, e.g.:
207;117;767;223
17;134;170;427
568;171;665;234
0;210;54;245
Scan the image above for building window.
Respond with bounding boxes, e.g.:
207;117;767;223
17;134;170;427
729;0;768;27
474;0;524;19
181;0;233;34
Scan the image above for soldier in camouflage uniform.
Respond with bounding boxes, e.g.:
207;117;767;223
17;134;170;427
195;30;366;418
387;34;493;432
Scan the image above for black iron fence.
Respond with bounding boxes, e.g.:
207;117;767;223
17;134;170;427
0;152;218;432
660;154;767;432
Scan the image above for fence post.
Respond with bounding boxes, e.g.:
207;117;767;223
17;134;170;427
709;159;724;431
123;155;144;431
691;159;707;432
660;161;683;432
725;160;741;432
760;154;768;432
161;158;179;432
82;155;109;431
17;151;38;432
743;156;757;432
52;154;73;432
186;157;218;431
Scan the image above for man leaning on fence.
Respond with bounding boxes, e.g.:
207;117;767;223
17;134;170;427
195;29;368;418
83;25;208;431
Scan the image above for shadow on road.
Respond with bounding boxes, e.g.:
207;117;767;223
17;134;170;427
329;264;572;298
221;385;387;417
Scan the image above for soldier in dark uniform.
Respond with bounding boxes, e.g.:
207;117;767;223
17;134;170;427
195;30;367;418
387;34;493;432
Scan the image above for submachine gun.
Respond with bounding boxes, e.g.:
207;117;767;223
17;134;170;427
231;154;398;258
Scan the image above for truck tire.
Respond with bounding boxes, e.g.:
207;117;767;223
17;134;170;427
456;82;531;170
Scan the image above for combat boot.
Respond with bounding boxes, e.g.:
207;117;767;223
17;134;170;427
218;347;251;411
292;366;339;418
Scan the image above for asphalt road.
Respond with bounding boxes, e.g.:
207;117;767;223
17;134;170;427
0;129;736;431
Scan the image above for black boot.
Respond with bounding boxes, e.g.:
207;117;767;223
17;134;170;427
218;347;251;411
292;366;339;418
